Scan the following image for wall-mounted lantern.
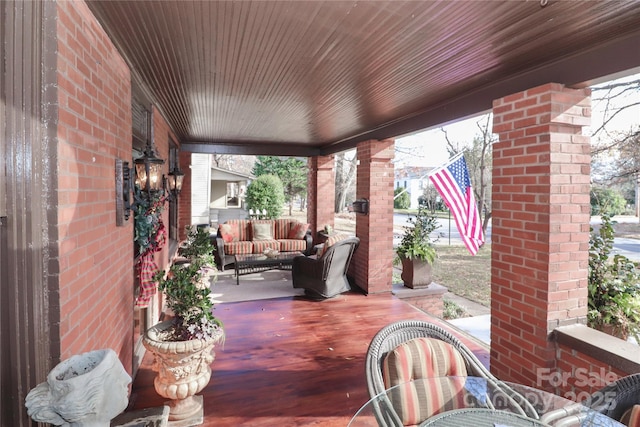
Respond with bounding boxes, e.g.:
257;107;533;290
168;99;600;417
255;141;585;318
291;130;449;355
167;166;185;197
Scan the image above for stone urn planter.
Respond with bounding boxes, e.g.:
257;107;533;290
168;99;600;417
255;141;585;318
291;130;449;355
400;256;433;289
143;320;225;424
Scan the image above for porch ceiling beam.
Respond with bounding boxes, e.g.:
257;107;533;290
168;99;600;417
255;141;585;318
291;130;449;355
327;30;640;155
181;142;320;158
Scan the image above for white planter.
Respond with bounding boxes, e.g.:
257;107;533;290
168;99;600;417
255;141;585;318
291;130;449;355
25;348;131;427
143;320;224;424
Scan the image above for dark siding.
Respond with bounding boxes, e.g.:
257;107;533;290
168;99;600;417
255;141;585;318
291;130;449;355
1;1;60;425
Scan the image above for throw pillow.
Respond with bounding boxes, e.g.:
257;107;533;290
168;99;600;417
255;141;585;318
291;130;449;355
288;222;309;240
219;223;238;243
252;222;273;240
318;233;351;257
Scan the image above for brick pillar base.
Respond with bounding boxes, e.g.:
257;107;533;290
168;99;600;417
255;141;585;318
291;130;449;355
354;139;395;294
491;83;591;387
307;156;335;244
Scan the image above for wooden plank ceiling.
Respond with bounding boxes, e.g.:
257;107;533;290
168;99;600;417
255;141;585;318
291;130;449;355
86;0;640;156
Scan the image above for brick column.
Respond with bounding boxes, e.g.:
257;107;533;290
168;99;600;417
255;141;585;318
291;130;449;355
354;139;395;294
178;151;191;242
307;155;335;243
491;83;591;387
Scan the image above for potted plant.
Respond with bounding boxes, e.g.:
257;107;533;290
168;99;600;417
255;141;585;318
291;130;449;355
588;213;640;343
143;257;224;424
180;225;217;286
395;205;439;289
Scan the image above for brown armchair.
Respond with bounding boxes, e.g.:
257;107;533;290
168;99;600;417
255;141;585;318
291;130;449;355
292;236;359;299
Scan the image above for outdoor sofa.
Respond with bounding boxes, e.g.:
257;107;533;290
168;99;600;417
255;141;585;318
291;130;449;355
213;218;313;271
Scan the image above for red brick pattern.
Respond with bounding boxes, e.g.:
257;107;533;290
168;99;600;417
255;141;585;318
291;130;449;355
307;155;335;243
354;139;395;294
491;83;591;386
178;151;191;241
56;1;134;367
553;344;626;398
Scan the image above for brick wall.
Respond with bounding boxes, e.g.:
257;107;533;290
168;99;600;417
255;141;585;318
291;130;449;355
491;83;591;387
56;1;134;368
553;344;626;399
307;155;335;243
354;139;395;294
178;151;191;241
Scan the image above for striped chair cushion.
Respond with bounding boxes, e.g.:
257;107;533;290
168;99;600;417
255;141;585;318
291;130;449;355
388;376;468;426
621;404;640;427
382;337;469;425
318;233;352;257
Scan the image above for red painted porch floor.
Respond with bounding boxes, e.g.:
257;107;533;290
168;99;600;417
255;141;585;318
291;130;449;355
128;291;489;426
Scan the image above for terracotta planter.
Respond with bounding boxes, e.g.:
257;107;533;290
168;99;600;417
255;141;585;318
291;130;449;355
400;256;433;289
594;323;629;341
143;320;224;424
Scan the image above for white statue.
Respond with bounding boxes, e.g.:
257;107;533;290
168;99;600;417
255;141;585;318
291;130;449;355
25;348;132;427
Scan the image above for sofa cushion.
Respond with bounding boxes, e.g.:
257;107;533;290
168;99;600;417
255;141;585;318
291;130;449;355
278;239;308;253
288;222;309;240
225;219;250;241
318;233;351;257
223;241;254;255
252;222;274;240
252;240;280;254
219;223;239;243
274;219;292;240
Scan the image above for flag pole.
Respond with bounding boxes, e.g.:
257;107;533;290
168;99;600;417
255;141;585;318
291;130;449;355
427;151;466;178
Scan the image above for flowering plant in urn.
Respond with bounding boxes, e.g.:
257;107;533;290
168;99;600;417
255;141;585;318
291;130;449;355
153;259;223;341
144;255;224;423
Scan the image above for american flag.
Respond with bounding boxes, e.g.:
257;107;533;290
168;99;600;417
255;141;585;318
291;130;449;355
429;154;484;255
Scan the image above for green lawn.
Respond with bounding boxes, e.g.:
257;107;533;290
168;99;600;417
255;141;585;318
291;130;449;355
432;244;492;307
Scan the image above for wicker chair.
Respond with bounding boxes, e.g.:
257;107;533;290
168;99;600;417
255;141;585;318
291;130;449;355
365;320;538;426
292;237;359;299
588;373;640;422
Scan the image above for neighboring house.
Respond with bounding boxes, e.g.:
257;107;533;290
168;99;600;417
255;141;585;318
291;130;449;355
394;166;434;209
191;154;254;227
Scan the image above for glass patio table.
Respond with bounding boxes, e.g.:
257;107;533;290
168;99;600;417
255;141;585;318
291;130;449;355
349;376;624;427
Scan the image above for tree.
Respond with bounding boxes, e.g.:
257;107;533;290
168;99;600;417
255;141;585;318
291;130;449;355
211;154;255;175
394;187;410;209
335;150;357;213
591;187;627;216
252;156;307;215
244;174;285;219
419;183;444;214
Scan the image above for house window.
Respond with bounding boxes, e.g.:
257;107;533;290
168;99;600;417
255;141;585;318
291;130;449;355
404;180;407;188
227;182;241;207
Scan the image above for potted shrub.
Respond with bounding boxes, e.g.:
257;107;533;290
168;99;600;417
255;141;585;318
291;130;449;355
143;257;224;424
179;225;217;286
587;213;640;343
396;205;440;289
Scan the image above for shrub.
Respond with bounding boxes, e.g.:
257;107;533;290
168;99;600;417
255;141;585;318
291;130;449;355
394;187;410;209
245;174;285;219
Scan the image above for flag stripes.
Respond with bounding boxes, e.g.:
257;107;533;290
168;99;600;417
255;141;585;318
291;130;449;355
429;154;484;255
